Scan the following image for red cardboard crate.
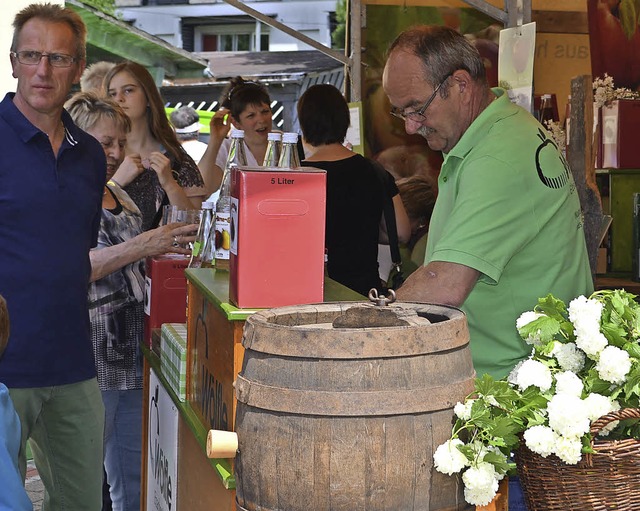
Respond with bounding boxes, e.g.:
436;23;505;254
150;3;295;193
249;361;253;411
229;166;326;309
144;255;188;348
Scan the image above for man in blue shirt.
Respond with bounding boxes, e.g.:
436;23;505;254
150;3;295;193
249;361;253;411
0;4;106;509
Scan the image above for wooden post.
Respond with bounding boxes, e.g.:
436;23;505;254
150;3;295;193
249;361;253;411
567;75;603;278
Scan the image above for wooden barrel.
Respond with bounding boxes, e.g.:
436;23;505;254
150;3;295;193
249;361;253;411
234;301;475;511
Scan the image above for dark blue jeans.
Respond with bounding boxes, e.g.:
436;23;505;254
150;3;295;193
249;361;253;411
509;476;529;511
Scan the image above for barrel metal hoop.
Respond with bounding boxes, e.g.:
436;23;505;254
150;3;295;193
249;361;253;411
235;374;474;416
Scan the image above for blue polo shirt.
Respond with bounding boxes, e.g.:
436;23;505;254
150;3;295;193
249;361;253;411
0;93;105;388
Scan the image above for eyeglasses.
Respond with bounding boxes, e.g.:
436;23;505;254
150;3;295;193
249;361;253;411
390;73;452;123
11;50;77;68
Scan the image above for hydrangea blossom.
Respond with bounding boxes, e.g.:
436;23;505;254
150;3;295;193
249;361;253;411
596;345;631;384
454;399;475;421
516;311;545;345
523;425;557;457
568;295;603;328
512;359;552;392
551;341;585;373
584;393;618;421
547;393;590;438
433;439;468;475
554;435;583;464
461;462;500;507
574;329;608;358
554;371;583;397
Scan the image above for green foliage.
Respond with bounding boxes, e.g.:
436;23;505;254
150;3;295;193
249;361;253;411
446;289;640;482
332;0;347;50
619;0;640;40
82;0;115;15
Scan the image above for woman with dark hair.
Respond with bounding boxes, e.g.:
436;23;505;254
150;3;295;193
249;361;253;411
199;76;274;193
298;84;411;296
104;61;206;230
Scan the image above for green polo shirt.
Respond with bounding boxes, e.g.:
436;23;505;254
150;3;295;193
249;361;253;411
426;88;593;379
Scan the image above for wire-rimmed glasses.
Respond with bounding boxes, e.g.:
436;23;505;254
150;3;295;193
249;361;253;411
11;50;77;68
390;72;453;123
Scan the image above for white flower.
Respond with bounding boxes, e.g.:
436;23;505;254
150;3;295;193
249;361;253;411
554;435;583;464
483;394;500;407
524;425;558;457
507;360;524;385
584;393;617;421
600;420;620;437
462;462;500;507
433;439;468;475
568;296;602;328
596;345;631;384
598;400;621;436
547;393;590;438
513;359;553;392
454;399;475;421
516;311;545;345
551;342;585;373
574;329;608;358
554;371;583;397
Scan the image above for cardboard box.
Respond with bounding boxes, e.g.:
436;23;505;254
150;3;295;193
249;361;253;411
144;255;188;347
602;100;640;169
229;166;326;309
596;247;608;275
160;323;188;401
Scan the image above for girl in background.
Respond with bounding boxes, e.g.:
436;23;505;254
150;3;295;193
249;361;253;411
104;61;206;230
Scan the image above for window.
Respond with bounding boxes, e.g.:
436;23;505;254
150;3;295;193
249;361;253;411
195;23;269;52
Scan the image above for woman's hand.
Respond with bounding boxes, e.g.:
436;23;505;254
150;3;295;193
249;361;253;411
143;222;198;257
111;154;145;187
145;151;175;189
209;107;232;143
89;222;199;282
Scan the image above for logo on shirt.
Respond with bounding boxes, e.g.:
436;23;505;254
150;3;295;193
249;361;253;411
535;128;570;189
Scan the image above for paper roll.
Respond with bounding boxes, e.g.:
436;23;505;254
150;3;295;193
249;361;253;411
206;429;238;459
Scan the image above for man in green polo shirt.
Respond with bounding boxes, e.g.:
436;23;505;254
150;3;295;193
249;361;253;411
383;25;593;381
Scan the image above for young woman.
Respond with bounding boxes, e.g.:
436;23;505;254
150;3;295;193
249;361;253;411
199;76;275;194
298;84;411;296
65;92;196;511
104;61;206;230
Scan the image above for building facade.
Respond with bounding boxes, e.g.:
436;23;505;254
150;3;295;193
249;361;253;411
115;0;339;53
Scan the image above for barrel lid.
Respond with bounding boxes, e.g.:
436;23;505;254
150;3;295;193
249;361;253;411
243;300;468;359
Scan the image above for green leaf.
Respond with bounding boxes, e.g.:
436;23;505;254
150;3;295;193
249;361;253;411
623;365;640;399
626;342;640;360
519;316;561;344
535;294;567;320
483;451;510;474
601;322;628;347
619;1;637;40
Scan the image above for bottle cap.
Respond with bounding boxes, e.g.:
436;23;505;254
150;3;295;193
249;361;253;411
267;132;282;141
282;132;298;144
230;129;245;138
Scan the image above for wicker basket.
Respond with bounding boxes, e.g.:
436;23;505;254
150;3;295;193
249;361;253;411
515;408;640;511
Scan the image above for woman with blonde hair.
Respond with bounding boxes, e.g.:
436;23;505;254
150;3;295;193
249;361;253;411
66;91;196;511
104;61;206;230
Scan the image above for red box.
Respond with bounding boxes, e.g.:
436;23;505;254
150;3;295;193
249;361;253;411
144;255;188;347
602;99;640;169
229;166;326;308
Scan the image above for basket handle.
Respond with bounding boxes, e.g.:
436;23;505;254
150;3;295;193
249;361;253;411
590;407;640;436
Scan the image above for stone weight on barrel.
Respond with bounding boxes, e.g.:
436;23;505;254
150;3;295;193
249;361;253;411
227;301;475;511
